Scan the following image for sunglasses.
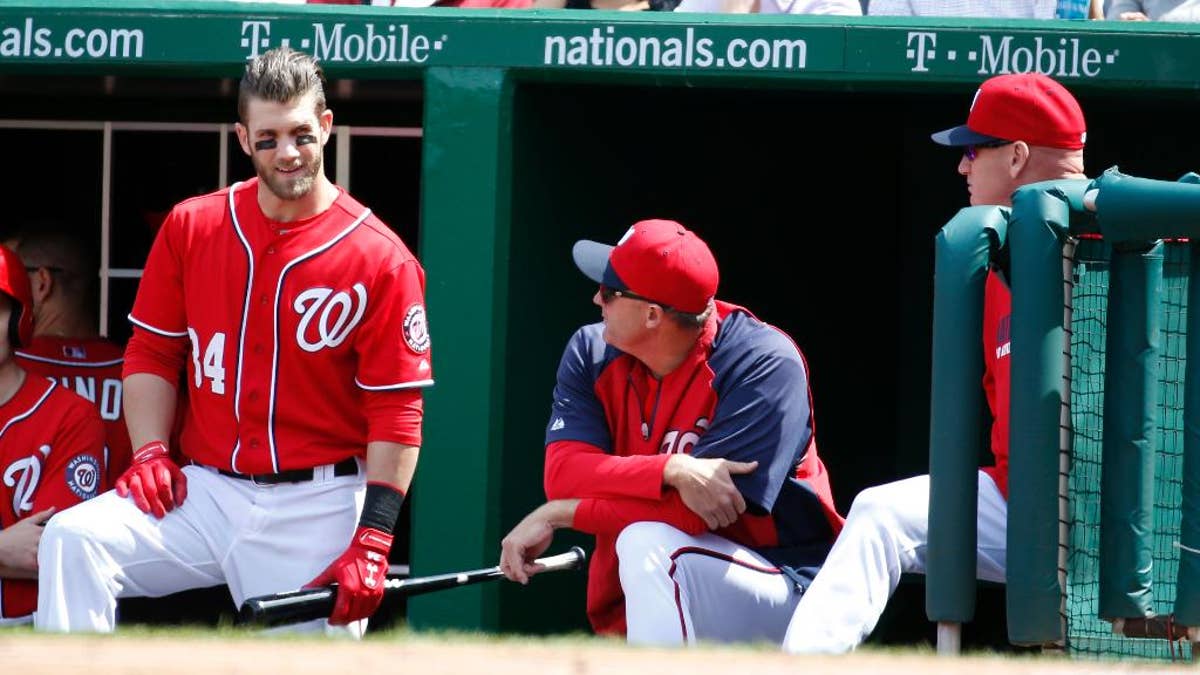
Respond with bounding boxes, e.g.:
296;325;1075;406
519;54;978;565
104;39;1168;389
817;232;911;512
963;140;1015;161
599;285;674;312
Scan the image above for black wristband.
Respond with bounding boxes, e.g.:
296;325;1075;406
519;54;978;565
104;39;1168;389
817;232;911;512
358;482;405;534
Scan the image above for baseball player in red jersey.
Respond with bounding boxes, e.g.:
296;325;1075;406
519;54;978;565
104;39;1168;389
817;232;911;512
35;47;432;634
499;219;843;645
5;228;131;487
0;243;107;625
784;73;1088;653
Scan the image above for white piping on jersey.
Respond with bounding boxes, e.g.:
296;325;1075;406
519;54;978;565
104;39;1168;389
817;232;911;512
355;378;435;391
127;315;189;338
267;207;372;473
226;182;257;474
0;379;57;441
14;351;123;368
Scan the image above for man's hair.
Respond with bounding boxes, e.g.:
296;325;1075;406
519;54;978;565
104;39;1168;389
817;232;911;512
11;225;97;306
238;47;327;123
666;301;715;330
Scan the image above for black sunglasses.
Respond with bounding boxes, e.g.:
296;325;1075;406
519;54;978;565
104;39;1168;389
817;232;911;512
599;285;674;312
963;140;1015;161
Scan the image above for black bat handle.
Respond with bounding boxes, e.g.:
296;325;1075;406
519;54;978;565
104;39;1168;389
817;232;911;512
239;586;336;627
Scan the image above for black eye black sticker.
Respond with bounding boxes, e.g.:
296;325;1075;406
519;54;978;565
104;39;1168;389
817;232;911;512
254;139;277;151
297;134;317;146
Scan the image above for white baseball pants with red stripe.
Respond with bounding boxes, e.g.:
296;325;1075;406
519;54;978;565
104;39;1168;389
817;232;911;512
617;522;805;646
782;471;1007;653
34;463;366;635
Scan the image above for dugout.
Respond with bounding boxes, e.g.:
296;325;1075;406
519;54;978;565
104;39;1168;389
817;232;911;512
3;1;1200;641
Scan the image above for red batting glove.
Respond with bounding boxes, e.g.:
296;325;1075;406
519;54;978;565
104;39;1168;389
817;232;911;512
114;440;188;519
306;526;394;625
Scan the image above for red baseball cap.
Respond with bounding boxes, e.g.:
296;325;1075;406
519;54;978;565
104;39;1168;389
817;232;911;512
572;219;719;315
931;72;1086;150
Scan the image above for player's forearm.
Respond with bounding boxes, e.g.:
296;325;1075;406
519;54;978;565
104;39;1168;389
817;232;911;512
0;530;38;579
535;499;581;529
123;373;179;449
0;565;35;579
365;441;419;493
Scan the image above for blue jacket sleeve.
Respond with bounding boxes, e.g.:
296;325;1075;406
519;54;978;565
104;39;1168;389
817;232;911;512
690;326;812;513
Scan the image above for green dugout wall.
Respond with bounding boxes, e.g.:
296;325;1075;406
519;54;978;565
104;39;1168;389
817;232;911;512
3;0;1200;636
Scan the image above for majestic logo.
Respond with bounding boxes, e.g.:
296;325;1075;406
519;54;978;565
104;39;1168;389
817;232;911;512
659;417;711;455
996;315;1012;360
294;283;368;353
550;417;566;432
3;447;48;518
66;454;101;500
402;304;430;354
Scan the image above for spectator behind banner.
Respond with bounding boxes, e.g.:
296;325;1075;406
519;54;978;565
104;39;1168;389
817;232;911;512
307;0;536;7
674;0;860;15
866;0;1103;15
1103;0;1200;20
5;227;131;488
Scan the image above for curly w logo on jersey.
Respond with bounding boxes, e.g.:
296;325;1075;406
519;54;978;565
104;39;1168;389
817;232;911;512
3;452;43;518
293;283;368;353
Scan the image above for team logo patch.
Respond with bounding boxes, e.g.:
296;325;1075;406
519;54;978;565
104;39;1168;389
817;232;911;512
403;304;430;354
66;454;101;500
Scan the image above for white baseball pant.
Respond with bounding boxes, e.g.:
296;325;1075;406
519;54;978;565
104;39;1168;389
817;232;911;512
782;471;1007;654
617;521;808;646
35;463;365;635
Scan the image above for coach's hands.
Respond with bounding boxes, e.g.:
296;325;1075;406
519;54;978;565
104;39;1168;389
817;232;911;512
664;455;758;529
116;440;188;519
306;526;394;625
500;499;578;585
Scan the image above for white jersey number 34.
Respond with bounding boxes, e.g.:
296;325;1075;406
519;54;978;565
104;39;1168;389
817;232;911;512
188;328;227;395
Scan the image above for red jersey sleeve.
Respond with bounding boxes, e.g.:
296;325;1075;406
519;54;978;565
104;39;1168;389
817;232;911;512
33;401;107;510
128;208;189;340
126;208;190;380
354;259;433;391
573;491;707;537
544;440;669;501
363;388;423;447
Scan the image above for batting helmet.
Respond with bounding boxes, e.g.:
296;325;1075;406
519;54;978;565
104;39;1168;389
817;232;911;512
0;245;33;348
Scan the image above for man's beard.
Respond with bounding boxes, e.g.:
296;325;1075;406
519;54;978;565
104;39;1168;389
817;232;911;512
254;152;322;202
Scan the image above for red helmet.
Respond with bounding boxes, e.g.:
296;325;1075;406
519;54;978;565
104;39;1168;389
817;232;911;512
0;245;33;348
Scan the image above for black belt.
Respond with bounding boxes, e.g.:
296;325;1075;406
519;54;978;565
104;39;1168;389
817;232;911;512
217;458;358;485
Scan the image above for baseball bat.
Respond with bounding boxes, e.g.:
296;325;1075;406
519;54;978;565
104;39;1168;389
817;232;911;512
239;546;587;627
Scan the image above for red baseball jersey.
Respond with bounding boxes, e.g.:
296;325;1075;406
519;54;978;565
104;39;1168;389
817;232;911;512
126;179;432;473
0;374;106;620
981;267;1011;499
15;336;131;487
544;301;843;635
